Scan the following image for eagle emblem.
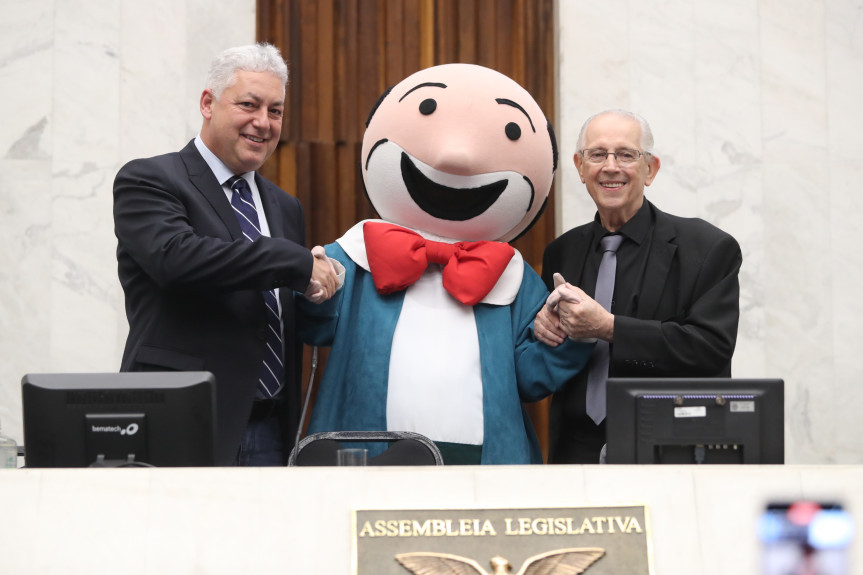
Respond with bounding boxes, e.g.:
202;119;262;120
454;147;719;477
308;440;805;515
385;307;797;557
395;547;605;574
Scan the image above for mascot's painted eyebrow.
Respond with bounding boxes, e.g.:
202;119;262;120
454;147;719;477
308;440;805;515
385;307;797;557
495;98;536;133
398;82;447;102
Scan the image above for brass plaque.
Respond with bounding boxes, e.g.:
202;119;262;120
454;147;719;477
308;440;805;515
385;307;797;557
354;506;653;574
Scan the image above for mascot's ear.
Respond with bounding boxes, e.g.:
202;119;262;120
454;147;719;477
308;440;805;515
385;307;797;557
509;197;548;243
360;85;395;218
509;117;556;243
365;86;394;127
547;119;558;173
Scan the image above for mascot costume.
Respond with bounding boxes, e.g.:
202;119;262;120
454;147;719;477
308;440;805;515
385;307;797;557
298;64;592;464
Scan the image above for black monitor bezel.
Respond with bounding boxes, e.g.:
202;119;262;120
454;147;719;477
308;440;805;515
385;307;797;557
21;371;217;468
606;377;785;464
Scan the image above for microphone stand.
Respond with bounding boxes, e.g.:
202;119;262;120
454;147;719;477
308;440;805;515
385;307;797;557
291;346;318;464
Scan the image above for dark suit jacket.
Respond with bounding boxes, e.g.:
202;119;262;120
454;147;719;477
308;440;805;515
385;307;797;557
113;140;313;465
541;200;742;462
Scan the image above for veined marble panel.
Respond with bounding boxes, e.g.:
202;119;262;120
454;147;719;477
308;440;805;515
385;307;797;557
759;0;833;463
0;1;56;442
119;0;190;163
557;0;631;233
50;0;122;374
824;0;863;462
0;162;53;442
53;0;122;167
0;0;256;447
557;0;863;463
691;0;765;379
0;1;54;160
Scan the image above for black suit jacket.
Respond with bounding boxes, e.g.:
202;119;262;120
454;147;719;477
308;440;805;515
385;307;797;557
541;200;742;462
113;140;313;465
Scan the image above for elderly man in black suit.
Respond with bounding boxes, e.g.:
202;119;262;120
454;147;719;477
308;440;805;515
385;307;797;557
535;109;742;464
113;43;338;466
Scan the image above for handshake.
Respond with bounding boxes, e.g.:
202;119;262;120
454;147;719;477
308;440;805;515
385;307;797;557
303;246;344;303
534;273;614;347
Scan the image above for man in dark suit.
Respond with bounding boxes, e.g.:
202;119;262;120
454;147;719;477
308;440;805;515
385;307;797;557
535;109;741;463
113;43;338;466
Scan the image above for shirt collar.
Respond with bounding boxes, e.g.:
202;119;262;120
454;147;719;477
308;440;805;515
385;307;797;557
194;135;254;186
591;200;652;248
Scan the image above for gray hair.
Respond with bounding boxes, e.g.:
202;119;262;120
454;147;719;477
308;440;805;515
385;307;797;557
576;109;655;155
205;43;289;100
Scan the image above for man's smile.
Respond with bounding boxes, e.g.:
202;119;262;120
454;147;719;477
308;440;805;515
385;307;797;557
599;180;626;190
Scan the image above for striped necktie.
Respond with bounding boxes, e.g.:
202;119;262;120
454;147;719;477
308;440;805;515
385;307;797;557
227;175;284;398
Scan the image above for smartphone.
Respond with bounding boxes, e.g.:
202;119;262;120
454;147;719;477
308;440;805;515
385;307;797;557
759;501;853;575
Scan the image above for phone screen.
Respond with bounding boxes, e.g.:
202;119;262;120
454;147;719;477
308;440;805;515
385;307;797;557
759;501;853;575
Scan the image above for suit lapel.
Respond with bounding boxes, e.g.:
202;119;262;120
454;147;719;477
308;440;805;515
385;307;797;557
256;175;286;239
564;226;594;285
637;205;677;318
179;141;244;241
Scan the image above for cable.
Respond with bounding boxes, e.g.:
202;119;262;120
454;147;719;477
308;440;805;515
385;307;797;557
292;346;319;463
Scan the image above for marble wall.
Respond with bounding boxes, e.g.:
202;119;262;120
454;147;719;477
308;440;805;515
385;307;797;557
0;0;256;442
557;0;863;463
1;0;861;464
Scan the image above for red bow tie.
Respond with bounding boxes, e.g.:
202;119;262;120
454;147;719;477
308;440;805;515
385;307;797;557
363;222;515;305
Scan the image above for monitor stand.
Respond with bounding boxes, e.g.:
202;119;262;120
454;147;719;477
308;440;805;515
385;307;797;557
88;454;153;468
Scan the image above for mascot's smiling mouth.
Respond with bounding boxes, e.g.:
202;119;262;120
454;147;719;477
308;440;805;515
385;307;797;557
400;152;508;221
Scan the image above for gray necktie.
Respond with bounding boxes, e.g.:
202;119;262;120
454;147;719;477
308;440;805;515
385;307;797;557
585;234;624;424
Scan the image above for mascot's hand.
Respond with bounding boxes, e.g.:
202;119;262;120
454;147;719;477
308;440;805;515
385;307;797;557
534;273;569;347
545;272;584;311
536;273;598;345
304;246;345;303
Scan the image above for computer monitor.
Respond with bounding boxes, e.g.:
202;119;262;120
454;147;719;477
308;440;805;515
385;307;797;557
605;377;784;464
21;371;217;467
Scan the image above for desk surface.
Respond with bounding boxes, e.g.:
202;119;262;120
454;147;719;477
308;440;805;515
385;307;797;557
0;465;859;574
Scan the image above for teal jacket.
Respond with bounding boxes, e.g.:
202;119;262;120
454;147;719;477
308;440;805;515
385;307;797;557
297;242;593;464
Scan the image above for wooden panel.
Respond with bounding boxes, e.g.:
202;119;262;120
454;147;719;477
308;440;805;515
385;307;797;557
336;143;359;233
402;0;423;74
293;142;314;245
457;0;477;63
357;0;384;123
258;0;557;461
334;0;359;142
476;0;496;69
298;0;319;141
494;0;514;74
278;144;298;199
316;0;335;142
384;0;405;83
287;0;304;142
419;0;435;69
311;143;339;242
435;0;459;63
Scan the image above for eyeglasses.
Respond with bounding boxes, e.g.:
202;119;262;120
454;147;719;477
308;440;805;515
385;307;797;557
580;148;648;166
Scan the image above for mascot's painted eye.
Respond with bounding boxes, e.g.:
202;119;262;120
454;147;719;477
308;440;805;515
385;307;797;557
419;98;437;115
505;122;521;141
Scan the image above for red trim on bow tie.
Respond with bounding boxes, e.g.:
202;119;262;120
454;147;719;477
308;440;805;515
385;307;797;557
363;222;515;306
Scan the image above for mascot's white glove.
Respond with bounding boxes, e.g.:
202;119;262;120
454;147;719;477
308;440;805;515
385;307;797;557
545;272;578;312
545;272;597;343
304;246;345;303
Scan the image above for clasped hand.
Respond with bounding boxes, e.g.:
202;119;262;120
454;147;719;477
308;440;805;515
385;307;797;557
534;273;613;347
304;246;343;303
